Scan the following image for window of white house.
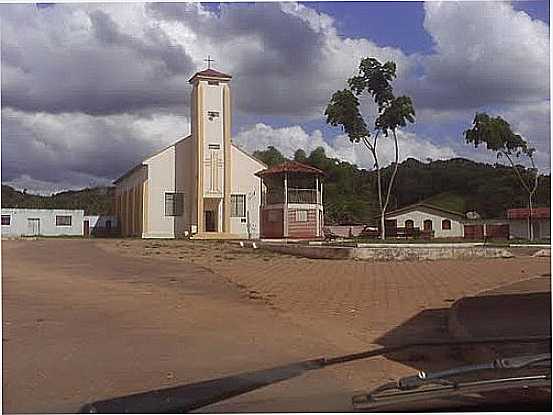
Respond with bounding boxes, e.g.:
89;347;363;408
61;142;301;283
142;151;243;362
1;215;10;226
165;193;184;216
442;219;452;230
56;215;72;226
231;194;246;217
295;210;308;222
268;210;280;223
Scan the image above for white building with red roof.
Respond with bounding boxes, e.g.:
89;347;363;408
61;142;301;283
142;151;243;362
507;207;550;240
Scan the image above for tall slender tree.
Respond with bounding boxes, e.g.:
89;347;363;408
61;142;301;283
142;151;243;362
464;112;540;240
325;57;415;238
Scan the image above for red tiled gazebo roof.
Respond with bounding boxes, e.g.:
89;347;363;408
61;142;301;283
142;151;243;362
188;68;232;83
255;160;325;177
507;207;550;220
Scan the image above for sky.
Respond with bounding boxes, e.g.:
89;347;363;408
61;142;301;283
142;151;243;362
1;1;550;194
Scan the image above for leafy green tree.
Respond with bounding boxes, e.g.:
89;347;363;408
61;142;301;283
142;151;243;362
252;146;286;167
325;57;415;238
464;113;540;240
293;149;307;163
307;147;332;171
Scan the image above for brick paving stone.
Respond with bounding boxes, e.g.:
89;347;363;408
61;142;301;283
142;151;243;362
103;240;551;347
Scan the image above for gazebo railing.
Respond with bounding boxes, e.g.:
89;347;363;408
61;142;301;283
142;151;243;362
264;190;285;205
262;188;319;205
287;188;318;204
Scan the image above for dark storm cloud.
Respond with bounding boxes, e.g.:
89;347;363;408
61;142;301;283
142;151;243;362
1;4;195;116
1;108;188;188
148;2;328;116
89;10;191;76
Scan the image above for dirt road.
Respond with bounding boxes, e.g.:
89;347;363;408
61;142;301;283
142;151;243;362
3;239;369;413
3;238;550;412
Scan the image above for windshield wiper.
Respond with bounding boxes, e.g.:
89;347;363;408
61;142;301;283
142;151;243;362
80;336;550;413
352;353;551;410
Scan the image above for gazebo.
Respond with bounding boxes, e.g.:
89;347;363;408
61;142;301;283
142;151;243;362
255;160;325;239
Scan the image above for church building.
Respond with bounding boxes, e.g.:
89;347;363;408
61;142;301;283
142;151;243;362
113;67;267;239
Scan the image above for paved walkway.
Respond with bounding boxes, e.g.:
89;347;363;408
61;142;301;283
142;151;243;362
102;239;550;345
210;256;549;343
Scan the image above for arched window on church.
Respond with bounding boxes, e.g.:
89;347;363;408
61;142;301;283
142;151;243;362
405;219;414;229
442;219;451;230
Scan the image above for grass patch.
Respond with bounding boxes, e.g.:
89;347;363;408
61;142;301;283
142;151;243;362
422;191;467;213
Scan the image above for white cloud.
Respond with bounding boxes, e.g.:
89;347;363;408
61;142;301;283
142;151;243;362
501;101;551;171
409;1;550;110
2;108;190;192
234;123;456;169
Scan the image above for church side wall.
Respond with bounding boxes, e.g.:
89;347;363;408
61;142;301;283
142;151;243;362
114;166;147;237
144;146;177;238
230;146;265;238
174;138;195;236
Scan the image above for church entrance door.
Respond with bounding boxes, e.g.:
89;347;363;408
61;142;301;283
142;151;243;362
205;210;216;232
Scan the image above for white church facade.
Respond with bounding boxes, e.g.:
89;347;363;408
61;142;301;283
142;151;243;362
113;68;266;239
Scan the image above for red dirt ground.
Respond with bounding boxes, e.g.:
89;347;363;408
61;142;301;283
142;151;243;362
3;238;550;412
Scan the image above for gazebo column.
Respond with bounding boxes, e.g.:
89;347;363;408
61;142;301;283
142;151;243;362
283;173;288;238
315;175;320;237
259;177;263;207
258;176;265;238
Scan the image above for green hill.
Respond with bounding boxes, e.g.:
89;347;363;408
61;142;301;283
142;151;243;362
420;192;467;214
1;185;114;215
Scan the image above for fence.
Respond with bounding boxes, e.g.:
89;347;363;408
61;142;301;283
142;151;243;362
263;188;319;205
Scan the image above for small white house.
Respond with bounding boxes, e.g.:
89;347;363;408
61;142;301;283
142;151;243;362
1;209;84;237
385;203;466;238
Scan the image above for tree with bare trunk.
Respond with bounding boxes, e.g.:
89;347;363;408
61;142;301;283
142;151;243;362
464;113;540;240
325;57;415;239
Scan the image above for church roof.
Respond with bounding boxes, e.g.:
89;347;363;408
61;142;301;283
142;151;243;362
188;68;232;83
113;135;191;184
255;160;325;177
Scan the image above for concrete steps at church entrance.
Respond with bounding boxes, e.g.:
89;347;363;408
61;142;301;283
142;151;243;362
191;232;248;240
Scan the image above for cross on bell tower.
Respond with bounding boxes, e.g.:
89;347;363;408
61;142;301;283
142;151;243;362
204;55;215;69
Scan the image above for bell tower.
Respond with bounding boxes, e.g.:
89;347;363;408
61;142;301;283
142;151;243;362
189;62;232;234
